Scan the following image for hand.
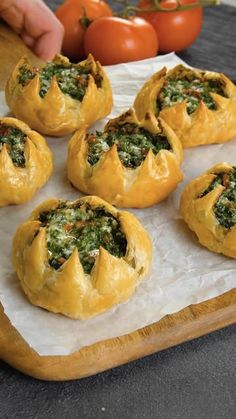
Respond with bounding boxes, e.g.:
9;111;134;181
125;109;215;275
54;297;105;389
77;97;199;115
0;0;64;60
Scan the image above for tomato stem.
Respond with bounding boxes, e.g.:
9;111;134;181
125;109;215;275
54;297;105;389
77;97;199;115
115;0;220;17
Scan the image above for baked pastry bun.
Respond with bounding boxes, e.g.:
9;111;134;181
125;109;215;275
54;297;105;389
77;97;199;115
67;108;183;208
12;195;152;319
180;163;236;258
5;54;113;136
0;117;53;207
134;65;236;148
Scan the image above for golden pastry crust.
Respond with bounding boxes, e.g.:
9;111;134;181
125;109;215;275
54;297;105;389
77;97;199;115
0;117;53;207
12;195;153;319
67;108;183;208
180;163;236;258
5;54;113;136
134;65;236;148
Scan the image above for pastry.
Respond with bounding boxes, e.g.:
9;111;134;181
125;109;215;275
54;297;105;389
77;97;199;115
5;54;113;136
67;108;183;208
0;117;53;207
12;195;153;319
134;65;236;148
180;163;236;258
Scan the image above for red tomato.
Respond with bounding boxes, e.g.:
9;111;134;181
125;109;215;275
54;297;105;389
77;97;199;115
55;0;112;61
84;16;158;65
138;0;203;52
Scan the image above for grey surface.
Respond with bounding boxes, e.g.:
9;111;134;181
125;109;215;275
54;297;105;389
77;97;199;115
0;326;235;419
0;2;236;418
178;4;236;80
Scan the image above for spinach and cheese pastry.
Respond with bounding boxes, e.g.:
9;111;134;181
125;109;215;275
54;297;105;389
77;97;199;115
67;108;183;208
180;163;236;258
12;195;152;319
134;65;236;148
5;54;113;136
0;117;53;207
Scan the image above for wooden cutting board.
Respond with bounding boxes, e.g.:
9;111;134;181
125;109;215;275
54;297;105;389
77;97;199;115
0;23;235;381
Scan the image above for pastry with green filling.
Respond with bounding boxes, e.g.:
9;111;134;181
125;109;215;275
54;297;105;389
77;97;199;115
5;54;112;136
180;163;236;258
134;65;236;148
0;117;52;207
67;108;183;208
12;196;152;319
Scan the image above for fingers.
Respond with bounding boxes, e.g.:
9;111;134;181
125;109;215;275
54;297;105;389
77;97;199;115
33;28;64;61
21;32;35;48
23;1;64;60
0;3;24;33
0;0;64;61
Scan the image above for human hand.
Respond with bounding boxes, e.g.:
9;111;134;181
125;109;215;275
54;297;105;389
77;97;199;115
0;0;64;60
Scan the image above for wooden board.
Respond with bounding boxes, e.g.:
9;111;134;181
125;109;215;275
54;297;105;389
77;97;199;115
0;291;235;381
0;24;235;381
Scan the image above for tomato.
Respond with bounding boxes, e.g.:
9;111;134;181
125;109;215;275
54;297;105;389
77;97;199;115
84;16;158;65
55;0;112;61
138;0;203;53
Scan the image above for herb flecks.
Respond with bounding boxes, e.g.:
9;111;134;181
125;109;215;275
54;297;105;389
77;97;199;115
87;122;171;169
200;168;236;229
18;62;102;101
18;67;36;86
38;202;127;274
158;75;226;115
0;123;26;167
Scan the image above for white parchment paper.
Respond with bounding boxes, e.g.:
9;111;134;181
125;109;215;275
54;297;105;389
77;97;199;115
0;53;235;356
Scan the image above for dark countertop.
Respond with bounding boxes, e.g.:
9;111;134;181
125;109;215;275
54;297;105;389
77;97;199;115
0;2;236;418
1;326;236;418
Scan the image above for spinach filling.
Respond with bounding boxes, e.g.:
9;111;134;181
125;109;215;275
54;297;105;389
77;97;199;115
200;168;236;228
18;62;102;101
0;123;26;167
158;75;226;115
38;201;127;274
87;122;171;169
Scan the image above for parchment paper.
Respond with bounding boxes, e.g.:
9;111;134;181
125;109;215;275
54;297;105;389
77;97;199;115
0;54;235;356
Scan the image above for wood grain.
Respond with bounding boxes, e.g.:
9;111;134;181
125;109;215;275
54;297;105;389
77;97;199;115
0;291;235;381
0;23;235;381
0;24;42;90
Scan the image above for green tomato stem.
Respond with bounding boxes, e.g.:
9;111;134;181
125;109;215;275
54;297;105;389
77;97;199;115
116;0;220;17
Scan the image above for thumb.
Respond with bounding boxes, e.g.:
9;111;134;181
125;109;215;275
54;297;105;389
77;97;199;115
33;29;63;61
